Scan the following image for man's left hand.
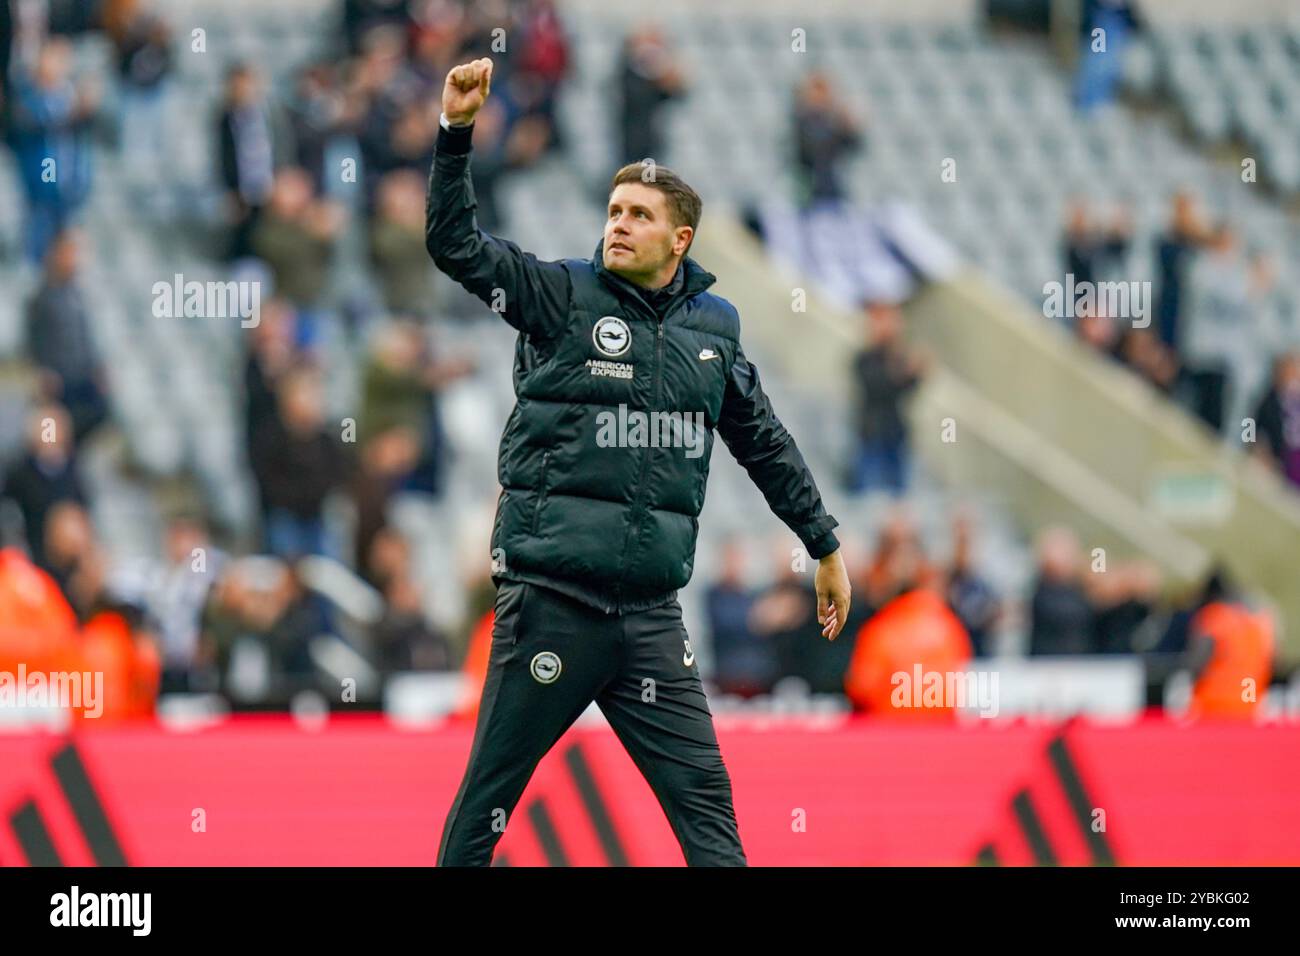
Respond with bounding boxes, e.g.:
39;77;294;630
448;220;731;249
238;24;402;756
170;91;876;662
815;548;851;640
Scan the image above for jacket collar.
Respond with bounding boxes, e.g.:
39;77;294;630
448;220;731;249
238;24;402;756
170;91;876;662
592;238;716;313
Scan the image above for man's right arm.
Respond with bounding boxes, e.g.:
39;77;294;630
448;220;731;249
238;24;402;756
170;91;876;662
424;118;570;341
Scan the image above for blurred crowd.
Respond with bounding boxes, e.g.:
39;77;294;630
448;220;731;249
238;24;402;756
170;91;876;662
704;502;1270;720
839;193;1300;507
0;1;1282;721
1;0;573;710
1060;192;1300;491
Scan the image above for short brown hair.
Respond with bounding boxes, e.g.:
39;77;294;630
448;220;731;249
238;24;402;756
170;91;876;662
609;162;702;236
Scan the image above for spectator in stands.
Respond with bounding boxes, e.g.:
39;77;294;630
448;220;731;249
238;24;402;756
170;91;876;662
1182;569;1274;720
1248;350;1300;491
372;97;439;182
872;530;937;614
506;0;570;151
703;538;775;697
847;302;928;496
366;526;453;674
1180;224;1271;433
351;426;421;582
1028;526;1095;655
200;556;333;704
43;500;108;622
359;320;473;497
8;36;99;263
1;403;84;570
1086;559;1161;654
342;0;413;56
861;508;936;613
750;541;848;695
845;572;973;719
1073;0;1138;112
616;23;686;166
945;511;1000;658
1062;200;1129;290
408;1;474;93
144;513;225;694
286;62;354;193
1063;200;1175;394
198;557;270;699
792;70;862;209
106;3;173;198
369;170;439;319
1153;190;1211;350
260;562;334;699
243;298;299;453
354;24;429;200
218;63;278;260
24;228;109;442
250;363;348;561
251;167;346;347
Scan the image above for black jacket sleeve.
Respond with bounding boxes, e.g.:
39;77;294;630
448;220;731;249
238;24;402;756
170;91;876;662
424;123;571;342
717;340;840;559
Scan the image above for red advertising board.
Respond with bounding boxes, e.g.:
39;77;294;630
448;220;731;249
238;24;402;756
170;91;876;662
1;715;1296;866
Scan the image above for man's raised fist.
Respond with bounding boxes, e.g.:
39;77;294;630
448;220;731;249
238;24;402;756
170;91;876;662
443;57;493;127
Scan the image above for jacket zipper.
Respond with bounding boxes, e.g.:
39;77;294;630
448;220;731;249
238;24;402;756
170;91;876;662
613;310;667;602
532;450;552;534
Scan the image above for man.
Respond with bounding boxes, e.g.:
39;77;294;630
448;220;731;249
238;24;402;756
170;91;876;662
845;576;972;720
250;363;347;561
1153;191;1210;351
426;58;850;866
617;23;687;166
1028;526;1095;656
704;538;774;698
1183;572;1274;721
847;302;926;496
1062;200;1129;293
217;63;276;261
25;228;109;442
8;37;98;263
1249;350;1300;491
1181;224;1277;434
792;70;862;210
2;403;85;570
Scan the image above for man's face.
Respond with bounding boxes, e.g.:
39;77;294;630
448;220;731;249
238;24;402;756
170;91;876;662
869;304;901;343
230;70;258;106
49;231;80;280
1281;354;1300;391
603;182;690;285
166;521;205;565
36;41;70;88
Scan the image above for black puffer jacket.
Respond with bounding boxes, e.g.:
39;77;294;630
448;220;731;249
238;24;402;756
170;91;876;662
426;122;839;614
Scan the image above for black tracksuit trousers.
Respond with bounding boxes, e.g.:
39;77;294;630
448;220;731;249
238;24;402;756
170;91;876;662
437;580;748;866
